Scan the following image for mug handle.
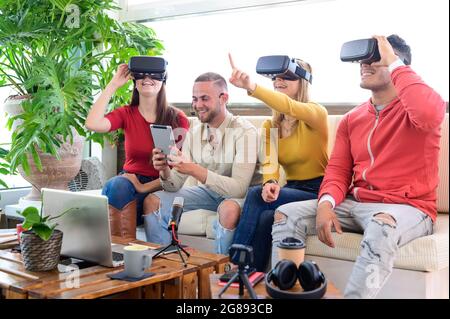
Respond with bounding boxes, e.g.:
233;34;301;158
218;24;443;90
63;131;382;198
142;254;151;271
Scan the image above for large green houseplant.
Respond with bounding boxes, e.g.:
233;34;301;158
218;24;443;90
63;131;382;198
0;146;10;189
0;0;164;199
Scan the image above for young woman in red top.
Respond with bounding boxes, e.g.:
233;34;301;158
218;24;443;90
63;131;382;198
86;63;189;239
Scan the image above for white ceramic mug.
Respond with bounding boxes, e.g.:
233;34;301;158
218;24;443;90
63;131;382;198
123;245;152;278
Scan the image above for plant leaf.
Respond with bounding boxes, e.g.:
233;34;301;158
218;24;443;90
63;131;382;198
31;223;54;241
20;206;41;229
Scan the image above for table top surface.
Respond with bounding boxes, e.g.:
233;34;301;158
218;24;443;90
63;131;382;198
0;235;230;299
0;248;198;299
209;273;343;299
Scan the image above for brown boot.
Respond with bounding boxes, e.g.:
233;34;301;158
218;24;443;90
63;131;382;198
108;200;137;240
108;205;122;237
120;200;137;240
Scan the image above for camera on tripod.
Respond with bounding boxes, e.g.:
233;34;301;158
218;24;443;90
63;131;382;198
229;244;254;268
218;244;258;299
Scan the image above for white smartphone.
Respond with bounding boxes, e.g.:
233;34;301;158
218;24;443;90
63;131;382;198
150;124;175;156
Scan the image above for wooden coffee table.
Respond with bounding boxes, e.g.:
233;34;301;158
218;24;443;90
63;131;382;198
0;241;198;299
118;237;230;299
209;273;342;299
0;236;230;299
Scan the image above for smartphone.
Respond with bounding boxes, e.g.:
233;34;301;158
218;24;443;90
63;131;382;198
150;124;175;156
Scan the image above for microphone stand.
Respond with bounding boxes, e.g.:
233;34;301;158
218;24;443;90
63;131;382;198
153;224;190;267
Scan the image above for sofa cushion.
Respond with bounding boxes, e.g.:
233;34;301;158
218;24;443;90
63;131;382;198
177;209;216;236
305;214;449;272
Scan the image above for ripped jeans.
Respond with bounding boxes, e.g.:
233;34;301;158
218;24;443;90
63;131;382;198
272;198;433;299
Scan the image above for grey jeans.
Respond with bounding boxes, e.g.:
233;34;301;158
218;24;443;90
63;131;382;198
272;198;433;299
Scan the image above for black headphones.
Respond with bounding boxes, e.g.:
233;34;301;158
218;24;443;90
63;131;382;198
265;260;327;299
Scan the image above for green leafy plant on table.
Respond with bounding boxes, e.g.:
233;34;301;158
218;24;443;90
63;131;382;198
18;205;78;241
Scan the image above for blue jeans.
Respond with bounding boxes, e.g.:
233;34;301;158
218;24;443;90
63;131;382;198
232;177;323;271
102;172;157;225
145;186;243;254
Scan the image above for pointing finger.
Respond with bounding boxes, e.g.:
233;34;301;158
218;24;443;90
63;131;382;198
228;53;236;70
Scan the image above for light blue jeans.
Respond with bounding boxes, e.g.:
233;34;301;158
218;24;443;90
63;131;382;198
144;185;242;255
272;198;433;299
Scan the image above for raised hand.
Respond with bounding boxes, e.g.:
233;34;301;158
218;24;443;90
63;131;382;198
372;35;399;67
228;53;256;92
109;63;131;89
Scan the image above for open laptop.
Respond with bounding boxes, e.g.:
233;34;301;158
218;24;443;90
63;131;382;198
41;188;126;267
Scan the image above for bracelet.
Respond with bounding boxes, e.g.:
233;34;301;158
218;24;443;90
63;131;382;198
263;179;278;186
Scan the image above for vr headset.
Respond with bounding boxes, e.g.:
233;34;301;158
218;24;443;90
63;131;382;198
256;55;313;84
340;38;381;64
128;56;167;82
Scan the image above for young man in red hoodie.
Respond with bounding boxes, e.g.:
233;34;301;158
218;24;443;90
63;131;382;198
271;35;446;298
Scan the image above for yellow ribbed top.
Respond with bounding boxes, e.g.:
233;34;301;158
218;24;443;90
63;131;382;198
251;85;329;183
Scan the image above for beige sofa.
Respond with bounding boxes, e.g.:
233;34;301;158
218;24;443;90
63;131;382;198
176;114;449;299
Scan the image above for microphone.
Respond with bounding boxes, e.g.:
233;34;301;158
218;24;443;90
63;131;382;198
168;197;184;230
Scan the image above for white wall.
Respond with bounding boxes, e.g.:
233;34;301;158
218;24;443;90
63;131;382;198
144;0;449;104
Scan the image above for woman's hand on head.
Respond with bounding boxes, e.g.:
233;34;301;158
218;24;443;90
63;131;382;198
109;63;131;89
228;53;256;93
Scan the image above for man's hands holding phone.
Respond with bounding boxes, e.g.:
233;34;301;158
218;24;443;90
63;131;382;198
166;146;194;175
152;146;197;178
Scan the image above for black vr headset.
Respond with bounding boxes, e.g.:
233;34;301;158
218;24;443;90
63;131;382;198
340;38;381;65
128;56;167;82
256;55;313;84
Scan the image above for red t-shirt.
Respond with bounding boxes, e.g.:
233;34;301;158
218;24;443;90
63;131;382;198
105;105;189;177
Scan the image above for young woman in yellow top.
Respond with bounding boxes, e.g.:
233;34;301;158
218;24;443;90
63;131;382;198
228;54;328;270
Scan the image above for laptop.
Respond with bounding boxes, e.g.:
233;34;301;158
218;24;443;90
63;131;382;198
41;188;126;267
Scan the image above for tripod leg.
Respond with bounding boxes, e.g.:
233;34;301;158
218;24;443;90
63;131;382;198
153;244;173;259
178;244;190;258
240;273;258;299
218;272;240;298
176;245;187;267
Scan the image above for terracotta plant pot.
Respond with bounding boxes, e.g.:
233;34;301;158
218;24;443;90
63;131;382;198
17;135;84;201
3;96;84;201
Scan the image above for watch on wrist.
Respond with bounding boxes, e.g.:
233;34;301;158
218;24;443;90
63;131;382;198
263;179;278;186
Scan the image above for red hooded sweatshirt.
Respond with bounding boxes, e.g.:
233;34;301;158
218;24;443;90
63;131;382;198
319;66;446;222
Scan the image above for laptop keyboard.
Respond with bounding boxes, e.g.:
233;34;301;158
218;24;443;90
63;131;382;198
112;251;124;262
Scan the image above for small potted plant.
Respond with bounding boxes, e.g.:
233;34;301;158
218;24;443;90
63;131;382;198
18;205;78;271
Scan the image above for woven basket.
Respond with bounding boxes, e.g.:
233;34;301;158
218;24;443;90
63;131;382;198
20;229;63;271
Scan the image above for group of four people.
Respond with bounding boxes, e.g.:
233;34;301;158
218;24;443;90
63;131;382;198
85;34;446;298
